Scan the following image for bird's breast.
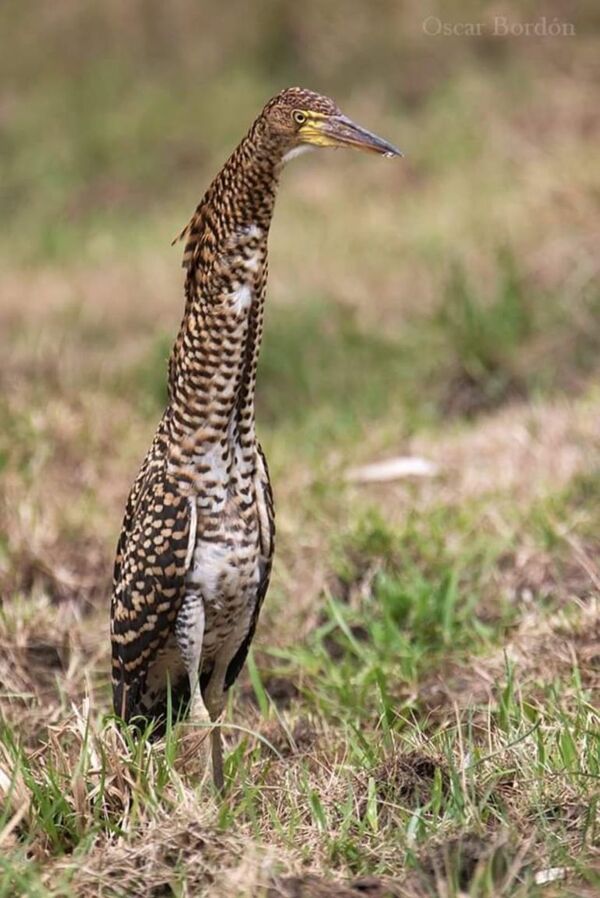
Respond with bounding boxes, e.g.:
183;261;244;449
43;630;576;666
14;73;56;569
185;496;261;659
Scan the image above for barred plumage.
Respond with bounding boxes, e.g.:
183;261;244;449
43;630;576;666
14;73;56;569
110;87;400;790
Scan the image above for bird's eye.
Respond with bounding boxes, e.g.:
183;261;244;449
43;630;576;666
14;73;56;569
292;110;307;126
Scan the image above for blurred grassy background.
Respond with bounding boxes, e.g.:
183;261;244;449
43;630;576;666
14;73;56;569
1;2;600;894
1;0;599;523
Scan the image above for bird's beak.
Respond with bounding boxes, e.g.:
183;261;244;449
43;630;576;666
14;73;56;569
305;114;402;158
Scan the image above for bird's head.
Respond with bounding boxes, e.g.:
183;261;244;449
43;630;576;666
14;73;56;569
262;87;402;162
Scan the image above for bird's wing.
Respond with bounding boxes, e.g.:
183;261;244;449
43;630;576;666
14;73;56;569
224;443;275;690
111;458;195;722
112;446;154;592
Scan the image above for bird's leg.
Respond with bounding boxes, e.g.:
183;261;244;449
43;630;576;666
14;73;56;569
211;725;224;795
175;593;212;769
203;615;261;793
203;663;230;794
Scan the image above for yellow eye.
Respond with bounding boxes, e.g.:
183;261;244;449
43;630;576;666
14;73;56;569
292;110;307;126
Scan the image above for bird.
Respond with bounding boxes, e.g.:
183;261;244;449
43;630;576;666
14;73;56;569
110;86;401;791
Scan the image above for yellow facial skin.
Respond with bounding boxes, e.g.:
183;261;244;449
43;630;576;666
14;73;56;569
297;110;402;157
297;111;337;148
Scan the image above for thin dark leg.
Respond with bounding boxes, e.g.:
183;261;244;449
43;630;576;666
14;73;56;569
211;726;224;794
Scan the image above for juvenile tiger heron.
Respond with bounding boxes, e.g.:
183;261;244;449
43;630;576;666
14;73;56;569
110;87;401;790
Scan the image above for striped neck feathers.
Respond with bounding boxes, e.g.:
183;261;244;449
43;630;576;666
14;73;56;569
166;118;287;457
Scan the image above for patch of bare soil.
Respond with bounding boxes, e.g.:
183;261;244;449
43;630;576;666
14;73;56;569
440;368;527;420
238;669;300;711
263;674;300;709
356;750;449;820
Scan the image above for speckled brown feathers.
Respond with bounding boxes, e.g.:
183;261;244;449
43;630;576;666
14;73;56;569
109;91;322;731
110;88;398;778
111;422;193;721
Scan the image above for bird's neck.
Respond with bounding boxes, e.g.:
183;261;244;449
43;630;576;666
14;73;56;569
166;120;285;484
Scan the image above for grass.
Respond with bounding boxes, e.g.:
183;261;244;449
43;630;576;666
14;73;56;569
1;2;600;895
